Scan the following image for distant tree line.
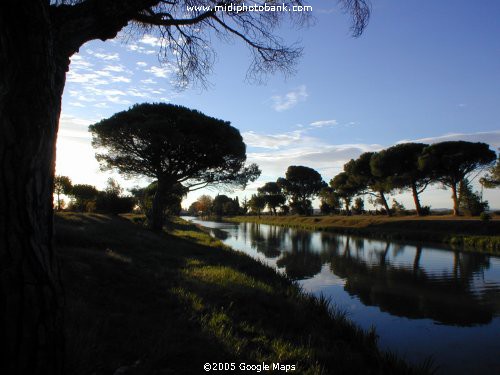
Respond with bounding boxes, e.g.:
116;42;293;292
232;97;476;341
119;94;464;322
246;141;497;217
187;195;243;218
54;176;136;214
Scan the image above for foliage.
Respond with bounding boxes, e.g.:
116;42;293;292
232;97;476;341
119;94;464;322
419;141;496;215
343;152;393;215
248;194;266;217
319;187;341;215
257;182;286;215
371;143;431;215
330;172;360;213
480;151;500;188
189;195;214;217
212;195;240;217
278;166;326;215
391;199;406;215
90;103;260;229
352;197;365;214
480;212;492;222
69;184;99;212
54;175;73;211
130;181;186;218
458;179;488;216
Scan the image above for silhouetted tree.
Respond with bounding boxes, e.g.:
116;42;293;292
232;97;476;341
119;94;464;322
344;152;393;216
458;179;488;216
212;195;239;217
353;197;365;214
69;184;99;212
258;182;286;215
130;181;186;218
90;103;260;230
248;194;266;217
419;141;496;215
480;151;500;189
195;195;214;217
0;1;369;371
319;187;341;214
330;172;361;214
371;143;431;216
54;175;72;211
278;166;326;215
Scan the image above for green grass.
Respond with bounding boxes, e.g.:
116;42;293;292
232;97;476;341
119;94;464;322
55;213;431;374
225;215;500;255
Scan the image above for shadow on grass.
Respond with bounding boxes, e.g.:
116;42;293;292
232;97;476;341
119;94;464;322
55;213;433;375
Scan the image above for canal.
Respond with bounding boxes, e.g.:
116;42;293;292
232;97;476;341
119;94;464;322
186;218;500;374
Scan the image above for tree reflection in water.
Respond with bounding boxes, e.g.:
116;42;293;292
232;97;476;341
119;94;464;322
239;223;500;326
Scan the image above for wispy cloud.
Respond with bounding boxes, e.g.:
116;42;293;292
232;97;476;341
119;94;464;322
243;130;305;149
139;34;162;47
398;130;500;148
309;119;338;128
271;85;308;112
87;49;120;61
145;65;173;78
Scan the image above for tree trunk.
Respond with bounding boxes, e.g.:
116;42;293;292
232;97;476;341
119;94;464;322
451;183;460;216
56;192;61;211
411;182;422;216
378;191;392;217
0;3;66;373
151;179;167;231
344;198;350;214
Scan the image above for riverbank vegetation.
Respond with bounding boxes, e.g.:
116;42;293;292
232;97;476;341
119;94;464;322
225;215;500;254
56;212;430;374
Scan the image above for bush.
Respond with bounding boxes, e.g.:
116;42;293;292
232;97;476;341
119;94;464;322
95;193;136;214
420;206;431;216
480;212;492;222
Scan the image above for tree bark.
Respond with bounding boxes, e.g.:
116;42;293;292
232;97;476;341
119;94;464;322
0;2;67;373
151;178;168;231
378;191;392;217
411;182;422;216
451;182;460;216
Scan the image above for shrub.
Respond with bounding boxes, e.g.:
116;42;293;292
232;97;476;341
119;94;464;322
480;212;492;222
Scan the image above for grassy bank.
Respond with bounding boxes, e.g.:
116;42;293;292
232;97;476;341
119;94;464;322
55;213;429;374
225;215;500;255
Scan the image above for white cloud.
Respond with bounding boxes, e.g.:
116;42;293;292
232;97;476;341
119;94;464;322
136;62;148;67
271;85;308;112
141;78;157;85
398;130;500;149
111;76;131;83
88;50;120;61
309;119;338;128
66;71;108;85
139;35;162;47
243;130;305;149
104;64;126;72
145;65;173;78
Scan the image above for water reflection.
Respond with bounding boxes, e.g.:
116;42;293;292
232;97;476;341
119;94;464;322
228;222;500;327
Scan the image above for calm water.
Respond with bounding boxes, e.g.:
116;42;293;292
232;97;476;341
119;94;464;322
185;217;500;374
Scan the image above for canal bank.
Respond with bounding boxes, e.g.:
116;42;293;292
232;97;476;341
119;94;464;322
224;215;500;254
56;213;423;374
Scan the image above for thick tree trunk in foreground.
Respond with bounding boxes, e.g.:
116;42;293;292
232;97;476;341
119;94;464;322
411;182;423;216
0;3;66;374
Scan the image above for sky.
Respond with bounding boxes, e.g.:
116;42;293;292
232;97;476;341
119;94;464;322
56;0;500;210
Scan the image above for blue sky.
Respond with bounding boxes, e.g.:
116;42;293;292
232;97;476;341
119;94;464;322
56;0;500;209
